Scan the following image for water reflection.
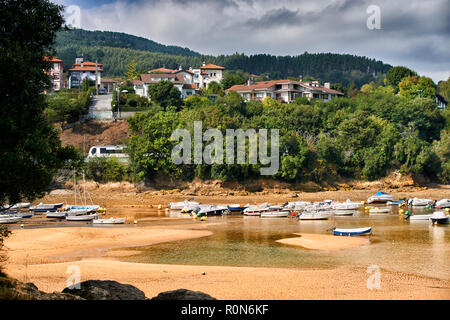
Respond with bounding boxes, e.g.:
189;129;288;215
121;206;449;279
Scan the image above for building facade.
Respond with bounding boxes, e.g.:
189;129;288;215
226;80;343;103
68;58;103;89
45;56;64;91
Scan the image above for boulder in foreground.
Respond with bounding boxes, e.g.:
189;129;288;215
62;280;146;300
151;288;216;300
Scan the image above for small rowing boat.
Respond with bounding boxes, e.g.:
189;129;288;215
332;199;363;210
299;211;332;220
430;211;449;225
332;227;372;236
0;216;22;224
66;214;98;221
93;217;126;224
260;210;290;218
368;207;391;214
409;214;432;221
408;197;432;206
333;210;356;216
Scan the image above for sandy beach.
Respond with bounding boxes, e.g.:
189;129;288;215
3;217;449;299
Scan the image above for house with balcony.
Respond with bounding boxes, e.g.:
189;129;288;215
192;63;224;89
133;66;205;99
44;56;64;91
68;58;102;89
226;79;343;103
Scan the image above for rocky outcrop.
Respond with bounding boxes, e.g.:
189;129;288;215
62;280;146;300
151;289;216;300
1;279;83;300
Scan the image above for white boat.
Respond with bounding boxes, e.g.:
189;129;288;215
46;211;67;219
243;203;270;216
284;201;312;212
66;214;98;221
93;217;126;224
169;200;200;210
299;211;332;220
30;202;64;212
332;227;372;236
0;216;22;224
429;211;449;225
409;214;432;221
408;197;432;206
260;206;290;218
333;210;356;216
368;207;391;214
435;199;450;208
367;191;394;204
196;205;230;216
10;202;31;210
332;199;363;210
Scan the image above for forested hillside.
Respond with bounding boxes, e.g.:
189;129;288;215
55;29;392;87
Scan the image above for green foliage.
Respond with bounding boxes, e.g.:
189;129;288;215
85;158;131;182
45;90;93;124
126;59;138;80
438;77;450;102
399;75;437;100
147;80;182;109
0;0;79;205
384;66;417;92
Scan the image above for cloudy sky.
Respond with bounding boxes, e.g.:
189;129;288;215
53;0;449;82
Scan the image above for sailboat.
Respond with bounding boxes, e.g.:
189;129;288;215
64;171;99;220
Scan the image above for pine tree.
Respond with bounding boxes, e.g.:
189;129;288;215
126;59;138;80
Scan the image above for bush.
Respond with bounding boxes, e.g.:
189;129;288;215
85;158;131;182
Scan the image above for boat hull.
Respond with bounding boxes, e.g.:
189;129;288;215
333;227;372;236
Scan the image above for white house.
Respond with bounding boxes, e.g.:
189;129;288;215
192;63;225;89
45;56;64;91
226;79;343;103
133;65;214;99
68;58;102;89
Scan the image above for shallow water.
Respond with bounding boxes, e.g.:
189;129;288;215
122;206;450;279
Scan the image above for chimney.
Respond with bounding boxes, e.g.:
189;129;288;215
247;77;254;86
324;82;330;89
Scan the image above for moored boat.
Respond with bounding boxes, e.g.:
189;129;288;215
333;210;356;216
30;202;64;212
260;206;290;218
408;214;432;221
367;191;394;204
435;199;450;208
0;216;22;224
429;211;449;225
243;203;270;216
169;200;200;210
93;217;126;224
196;205;230;216
408;197;432;206
66;214;98;221
46;211;67;219
368;207;391;214
332;227;372;236
299;211;332;220
332;199;363;210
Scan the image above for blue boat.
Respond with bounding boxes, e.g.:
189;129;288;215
332;227;372;236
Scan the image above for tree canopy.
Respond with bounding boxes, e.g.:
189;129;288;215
0;0;78;205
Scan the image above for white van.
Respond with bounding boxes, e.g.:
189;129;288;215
87;145;129;162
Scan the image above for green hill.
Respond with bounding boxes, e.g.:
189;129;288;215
55;29;392;87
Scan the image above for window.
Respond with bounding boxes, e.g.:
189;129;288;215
100;148;107;154
91;148;96;155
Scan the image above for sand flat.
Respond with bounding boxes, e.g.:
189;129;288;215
276;233;369;250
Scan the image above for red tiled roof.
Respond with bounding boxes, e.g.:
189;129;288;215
132;80;144;85
44;56;63;63
149;67;176;73
69;67;103;72
183;84;199;89
172;69;194;75
226;80;343;95
140;73;185;83
73;61;103;66
200;64;225;70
